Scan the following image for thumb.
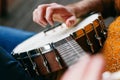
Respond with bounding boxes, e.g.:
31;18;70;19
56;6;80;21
65;16;77;27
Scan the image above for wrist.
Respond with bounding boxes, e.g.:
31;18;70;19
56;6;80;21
66;1;89;18
66;0;103;18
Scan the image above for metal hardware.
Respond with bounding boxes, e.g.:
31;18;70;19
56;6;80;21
50;43;62;69
92;23;102;47
26;51;39;76
40;44;53;54
39;47;51;73
83;29;94;53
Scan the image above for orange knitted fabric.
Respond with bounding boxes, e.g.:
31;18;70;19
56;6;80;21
101;16;120;72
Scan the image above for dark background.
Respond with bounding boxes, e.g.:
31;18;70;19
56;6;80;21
0;0;114;33
0;0;81;32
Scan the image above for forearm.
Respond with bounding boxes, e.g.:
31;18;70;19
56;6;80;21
66;0;116;18
66;0;103;18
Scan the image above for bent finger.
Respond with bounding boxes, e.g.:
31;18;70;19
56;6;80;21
65;16;77;27
37;5;49;26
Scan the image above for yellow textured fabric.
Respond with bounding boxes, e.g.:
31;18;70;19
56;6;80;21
101;16;120;72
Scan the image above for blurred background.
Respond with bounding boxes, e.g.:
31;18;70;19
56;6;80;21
0;0;80;33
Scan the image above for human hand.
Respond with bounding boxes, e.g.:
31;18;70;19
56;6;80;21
60;54;105;80
33;3;77;27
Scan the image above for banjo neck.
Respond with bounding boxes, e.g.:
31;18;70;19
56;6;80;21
54;36;86;67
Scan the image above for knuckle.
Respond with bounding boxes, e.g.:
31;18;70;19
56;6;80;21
38;5;42;9
37;4;48;9
33;9;38;16
47;7;54;12
46;7;54;15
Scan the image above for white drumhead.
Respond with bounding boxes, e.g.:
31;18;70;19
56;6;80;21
13;13;100;54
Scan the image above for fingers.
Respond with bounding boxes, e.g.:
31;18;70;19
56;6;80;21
60;55;91;80
65;16;77;27
61;54;105;80
33;4;49;27
83;54;105;80
45;6;55;26
33;3;76;27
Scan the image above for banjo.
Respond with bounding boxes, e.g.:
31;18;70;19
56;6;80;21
12;13;107;77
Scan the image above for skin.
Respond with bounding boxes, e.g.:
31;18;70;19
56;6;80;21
33;0;102;27
60;54;105;80
33;3;76;27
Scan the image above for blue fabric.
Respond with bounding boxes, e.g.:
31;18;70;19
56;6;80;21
0;26;35;53
0;26;42;80
0;47;33;80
